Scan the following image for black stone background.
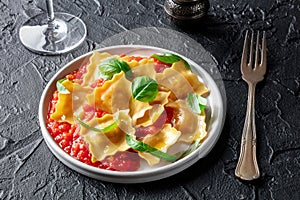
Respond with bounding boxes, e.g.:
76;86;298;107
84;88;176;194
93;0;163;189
0;0;299;199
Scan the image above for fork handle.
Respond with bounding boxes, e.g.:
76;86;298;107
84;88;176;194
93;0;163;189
235;83;260;180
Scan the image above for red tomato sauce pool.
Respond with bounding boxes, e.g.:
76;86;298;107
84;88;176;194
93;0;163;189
46;63;140;172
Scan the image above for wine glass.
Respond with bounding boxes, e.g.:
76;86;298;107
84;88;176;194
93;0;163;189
19;0;87;55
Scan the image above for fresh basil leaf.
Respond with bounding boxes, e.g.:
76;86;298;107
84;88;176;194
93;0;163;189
56;78;70;94
76;117;118;133
182;60;191;70
187;93;207;114
98;63;119;80
151;52;181;64
125;134;177;162
131;76;158;102
151;52;191;70
98;57;132;80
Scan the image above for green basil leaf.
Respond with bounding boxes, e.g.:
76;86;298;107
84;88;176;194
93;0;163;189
131;76;158;102
187;93;207;114
125;134;177;162
151;52;191;70
76;117;118;133
56;78;70;94
98;57;132;80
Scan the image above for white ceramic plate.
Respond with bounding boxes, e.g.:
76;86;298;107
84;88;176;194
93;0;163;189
39;45;225;183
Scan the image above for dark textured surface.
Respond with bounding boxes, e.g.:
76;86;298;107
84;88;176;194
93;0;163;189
0;0;299;199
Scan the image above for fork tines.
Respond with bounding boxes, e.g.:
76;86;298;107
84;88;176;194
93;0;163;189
241;30;267;83
242;30;266;70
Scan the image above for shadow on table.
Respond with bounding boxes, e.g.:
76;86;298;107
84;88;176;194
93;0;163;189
166;14;245;54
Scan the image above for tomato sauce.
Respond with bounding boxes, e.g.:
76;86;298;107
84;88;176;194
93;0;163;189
46;62;140;172
135;107;174;138
153;58;172;73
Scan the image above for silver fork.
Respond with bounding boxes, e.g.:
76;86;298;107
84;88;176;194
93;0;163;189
235;30;267;181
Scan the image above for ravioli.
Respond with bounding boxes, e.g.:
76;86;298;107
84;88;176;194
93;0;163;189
129;99;152;125
150;91;171;106
86;72;131;113
131;63;156;79
155;67;195;99
167;100;207;143
48;51;210;171
139;124;181;166
172;61;210;97
82;51;111;86
136;104;165;127
50;79;91;124
80;114;130;162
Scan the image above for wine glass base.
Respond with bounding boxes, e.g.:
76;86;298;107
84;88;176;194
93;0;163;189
19;12;87;55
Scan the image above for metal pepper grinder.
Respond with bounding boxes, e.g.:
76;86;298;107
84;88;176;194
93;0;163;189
164;0;209;20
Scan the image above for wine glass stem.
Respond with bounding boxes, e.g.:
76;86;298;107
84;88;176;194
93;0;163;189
46;0;55;24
